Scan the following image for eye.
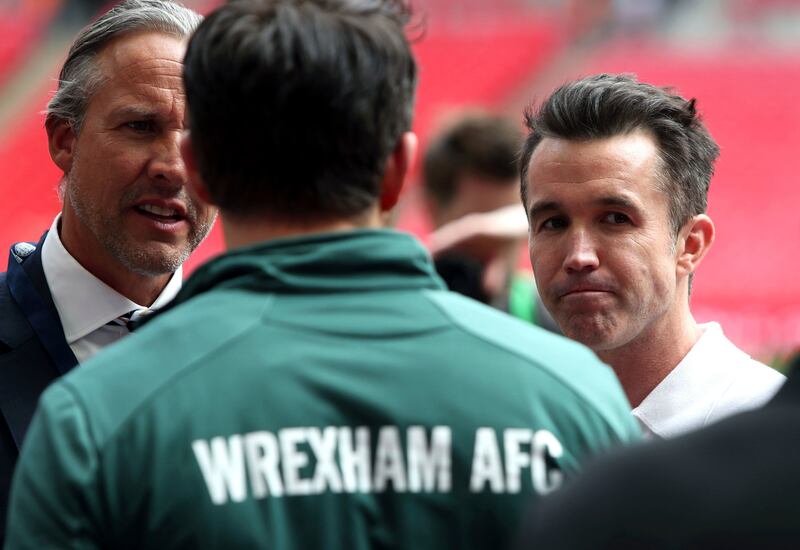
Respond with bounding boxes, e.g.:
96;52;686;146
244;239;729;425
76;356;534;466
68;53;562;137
602;212;631;225
125;120;156;133
540;217;568;232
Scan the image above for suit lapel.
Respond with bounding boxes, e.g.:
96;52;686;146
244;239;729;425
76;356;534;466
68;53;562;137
0;234;76;449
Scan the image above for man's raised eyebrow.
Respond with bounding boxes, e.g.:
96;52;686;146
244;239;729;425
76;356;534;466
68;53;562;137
595;196;639;209
529;200;560;220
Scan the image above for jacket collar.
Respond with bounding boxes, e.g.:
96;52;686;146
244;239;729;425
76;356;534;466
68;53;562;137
1;233;51;348
163;229;445;312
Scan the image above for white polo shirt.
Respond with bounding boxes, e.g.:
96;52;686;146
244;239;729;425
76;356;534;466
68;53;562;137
40;215;182;364
632;322;785;438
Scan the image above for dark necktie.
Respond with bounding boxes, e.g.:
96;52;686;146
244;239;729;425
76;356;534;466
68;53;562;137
107;311;135;331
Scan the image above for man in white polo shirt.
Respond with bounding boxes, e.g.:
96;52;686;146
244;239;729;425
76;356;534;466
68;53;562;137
519;74;784;438
0;0;215;538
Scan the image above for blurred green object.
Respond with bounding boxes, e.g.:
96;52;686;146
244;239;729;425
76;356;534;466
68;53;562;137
769;350;800;374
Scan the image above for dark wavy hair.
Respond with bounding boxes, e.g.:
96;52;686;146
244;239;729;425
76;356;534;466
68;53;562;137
520;73;720;235
183;0;417;221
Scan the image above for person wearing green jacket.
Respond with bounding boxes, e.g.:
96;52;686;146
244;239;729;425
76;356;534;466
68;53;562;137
6;0;640;548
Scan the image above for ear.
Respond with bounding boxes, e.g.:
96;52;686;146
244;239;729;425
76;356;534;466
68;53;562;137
180;131;215;206
676;214;715;278
379;131;418;212
46;117;76;174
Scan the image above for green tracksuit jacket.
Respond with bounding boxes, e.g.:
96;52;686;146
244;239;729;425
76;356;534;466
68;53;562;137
7;230;639;549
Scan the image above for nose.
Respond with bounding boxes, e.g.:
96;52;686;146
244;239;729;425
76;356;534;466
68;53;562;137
147;131;188;188
562;229;599;274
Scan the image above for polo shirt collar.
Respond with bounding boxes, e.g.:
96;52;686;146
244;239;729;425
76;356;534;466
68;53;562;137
40;215;182;344
632;322;745;438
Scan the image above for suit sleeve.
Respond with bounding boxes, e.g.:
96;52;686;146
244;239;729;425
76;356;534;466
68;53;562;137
5;382;103;550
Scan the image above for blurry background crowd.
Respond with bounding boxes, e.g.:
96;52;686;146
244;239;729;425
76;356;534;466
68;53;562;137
1;0;799;362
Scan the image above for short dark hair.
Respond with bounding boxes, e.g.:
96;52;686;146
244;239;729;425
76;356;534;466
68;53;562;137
520;73;720;235
183;0;417;221
423;112;522;207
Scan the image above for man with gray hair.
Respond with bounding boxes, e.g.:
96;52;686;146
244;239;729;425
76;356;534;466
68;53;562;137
0;0;215;535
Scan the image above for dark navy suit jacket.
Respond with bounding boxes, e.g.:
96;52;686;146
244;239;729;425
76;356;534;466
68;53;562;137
0;235;75;539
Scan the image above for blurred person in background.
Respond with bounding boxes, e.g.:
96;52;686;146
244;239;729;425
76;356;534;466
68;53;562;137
0;0;213;538
423;112;559;331
6;1;639;547
517;351;800;549
520;73;784;438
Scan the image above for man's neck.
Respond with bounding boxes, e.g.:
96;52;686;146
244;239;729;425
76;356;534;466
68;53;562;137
597;310;703;408
221;208;382;250
58;215;172;306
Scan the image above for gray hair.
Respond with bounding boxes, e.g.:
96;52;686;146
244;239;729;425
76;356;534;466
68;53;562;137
46;0;201;133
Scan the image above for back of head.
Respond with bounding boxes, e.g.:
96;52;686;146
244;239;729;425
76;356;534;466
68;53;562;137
423;112;522;211
520;74;720;235
47;0;201;134
183;0;417;223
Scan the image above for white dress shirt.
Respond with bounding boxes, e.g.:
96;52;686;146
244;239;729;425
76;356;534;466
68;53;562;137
40;215;182;364
632;322;786;438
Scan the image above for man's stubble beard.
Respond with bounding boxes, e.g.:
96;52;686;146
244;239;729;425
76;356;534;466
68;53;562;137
65;163;214;277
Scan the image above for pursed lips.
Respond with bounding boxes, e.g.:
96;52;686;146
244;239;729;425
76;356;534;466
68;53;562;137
556;284;615;300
